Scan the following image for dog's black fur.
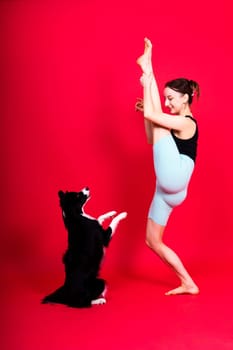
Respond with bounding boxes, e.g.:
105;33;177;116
42;187;120;308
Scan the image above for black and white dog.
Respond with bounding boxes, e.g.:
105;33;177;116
42;187;127;308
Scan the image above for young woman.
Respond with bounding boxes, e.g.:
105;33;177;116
136;37;200;295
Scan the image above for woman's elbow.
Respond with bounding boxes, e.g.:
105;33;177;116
144;113;152;121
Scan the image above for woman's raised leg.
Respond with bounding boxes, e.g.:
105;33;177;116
137;38;170;144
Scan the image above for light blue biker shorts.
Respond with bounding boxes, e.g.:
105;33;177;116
148;134;194;226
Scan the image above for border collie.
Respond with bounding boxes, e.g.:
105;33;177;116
42;187;127;308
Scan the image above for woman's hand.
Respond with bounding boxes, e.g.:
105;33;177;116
135;97;144;112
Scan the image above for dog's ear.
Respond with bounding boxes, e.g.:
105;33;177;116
58;190;65;199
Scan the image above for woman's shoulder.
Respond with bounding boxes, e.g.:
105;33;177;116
185;115;197;123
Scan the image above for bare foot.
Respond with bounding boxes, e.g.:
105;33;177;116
136;37;153;75
165;284;200;296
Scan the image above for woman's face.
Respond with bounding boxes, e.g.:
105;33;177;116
164;87;187;114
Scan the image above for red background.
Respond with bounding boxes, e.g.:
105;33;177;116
1;1;233;349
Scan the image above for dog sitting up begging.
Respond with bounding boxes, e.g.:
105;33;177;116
42;187;127;308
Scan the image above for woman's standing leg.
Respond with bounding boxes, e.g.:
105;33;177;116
146;218;199;295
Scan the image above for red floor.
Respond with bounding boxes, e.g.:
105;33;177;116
3;260;233;350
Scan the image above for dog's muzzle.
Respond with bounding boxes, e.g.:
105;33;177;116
82;187;90;197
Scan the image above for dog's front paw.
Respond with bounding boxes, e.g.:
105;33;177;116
106;211;117;218
116;212;128;220
98;211;117;224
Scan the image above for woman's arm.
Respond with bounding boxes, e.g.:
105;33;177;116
143;73;191;131
144;111;191;131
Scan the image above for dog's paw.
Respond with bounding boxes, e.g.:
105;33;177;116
106;211;117;218
116;212;128;220
91;297;106;305
98;211;117;224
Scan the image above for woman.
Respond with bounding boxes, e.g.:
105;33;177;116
136;37;200;295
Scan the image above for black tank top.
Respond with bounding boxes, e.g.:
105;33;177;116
171;116;198;162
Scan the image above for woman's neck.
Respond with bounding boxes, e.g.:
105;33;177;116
179;105;192;116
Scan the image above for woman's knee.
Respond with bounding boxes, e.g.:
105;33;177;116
145;231;162;252
145;236;163;255
146;218;165;252
163;189;187;208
